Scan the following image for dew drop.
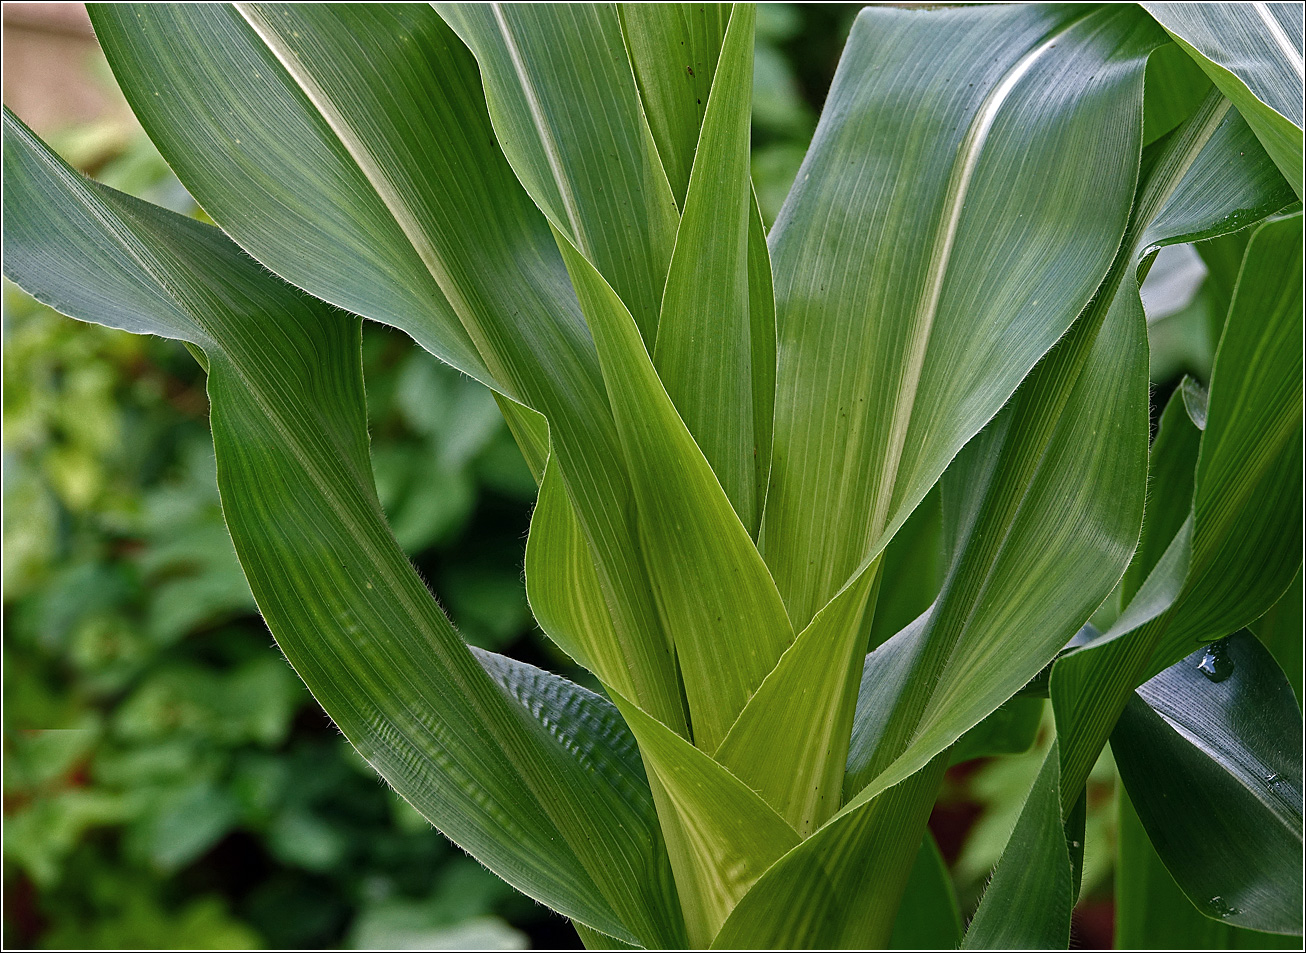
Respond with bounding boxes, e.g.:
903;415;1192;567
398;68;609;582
1207;896;1239;919
1197;640;1234;682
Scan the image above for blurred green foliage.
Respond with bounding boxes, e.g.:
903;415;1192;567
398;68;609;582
6;8;1211;948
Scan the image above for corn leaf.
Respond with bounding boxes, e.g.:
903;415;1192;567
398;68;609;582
0;109;684;947
843;251;1149;810
759;3;1159;630
1144;41;1215;145
551;227;793;755
1116;786;1301;949
744;196;778;525
1121;382;1205;606
962;746;1073;950
986;100;1303;951
844;613;934;798
433;2;679;343
19;6;1302;949
889;832;963;951
524;456;631;693
1054;210;1303;805
949;698;1045;766
887;86;1297;950
703;14;1167;917
713;566;879;834
88;1;691;733
653;4;767;534
574;923;643;951
618;2;729;210
1143;2;1304;196
710;756;947;949
1249;570;1304;702
866;488;945;653
441;3;797;753
1175;214;1303;660
606;692;799;948
1113;631;1304;935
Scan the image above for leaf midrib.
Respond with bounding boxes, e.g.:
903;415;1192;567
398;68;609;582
233;3;511;390
489;2;590;247
866;6;1107;545
1253;2;1305;81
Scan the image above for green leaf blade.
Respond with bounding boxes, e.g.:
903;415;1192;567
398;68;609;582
1117;785;1302;949
2;109;684;947
608;691;799;948
1113;631;1303;935
889;832;963;951
714;566;879;834
1054;211;1303;816
552;226;794;754
761;4;1161;628
653;3;765;533
89;1;691;734
1143;2;1304;196
618;2;730;209
435;1;679;343
962;746;1073;950
710;754;948;949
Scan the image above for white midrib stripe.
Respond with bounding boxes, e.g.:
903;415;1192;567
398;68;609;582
879;96;1237;810
1135;96;1232;239
1254;2;1305;80
234;5;494;366
490;3;590;250
868;9;1105;540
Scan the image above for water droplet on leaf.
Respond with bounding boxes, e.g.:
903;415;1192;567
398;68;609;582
1207;896;1239;919
1197;640;1234;682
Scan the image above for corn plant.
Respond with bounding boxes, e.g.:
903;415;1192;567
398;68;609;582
4;3;1303;948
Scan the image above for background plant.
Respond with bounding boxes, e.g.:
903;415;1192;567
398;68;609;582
2;3;1306;945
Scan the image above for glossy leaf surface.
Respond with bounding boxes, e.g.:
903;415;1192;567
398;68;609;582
1143;2;1304;195
1116;787;1301;949
1113;631;1303;935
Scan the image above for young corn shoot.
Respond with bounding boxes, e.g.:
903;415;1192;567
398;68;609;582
3;3;1301;948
